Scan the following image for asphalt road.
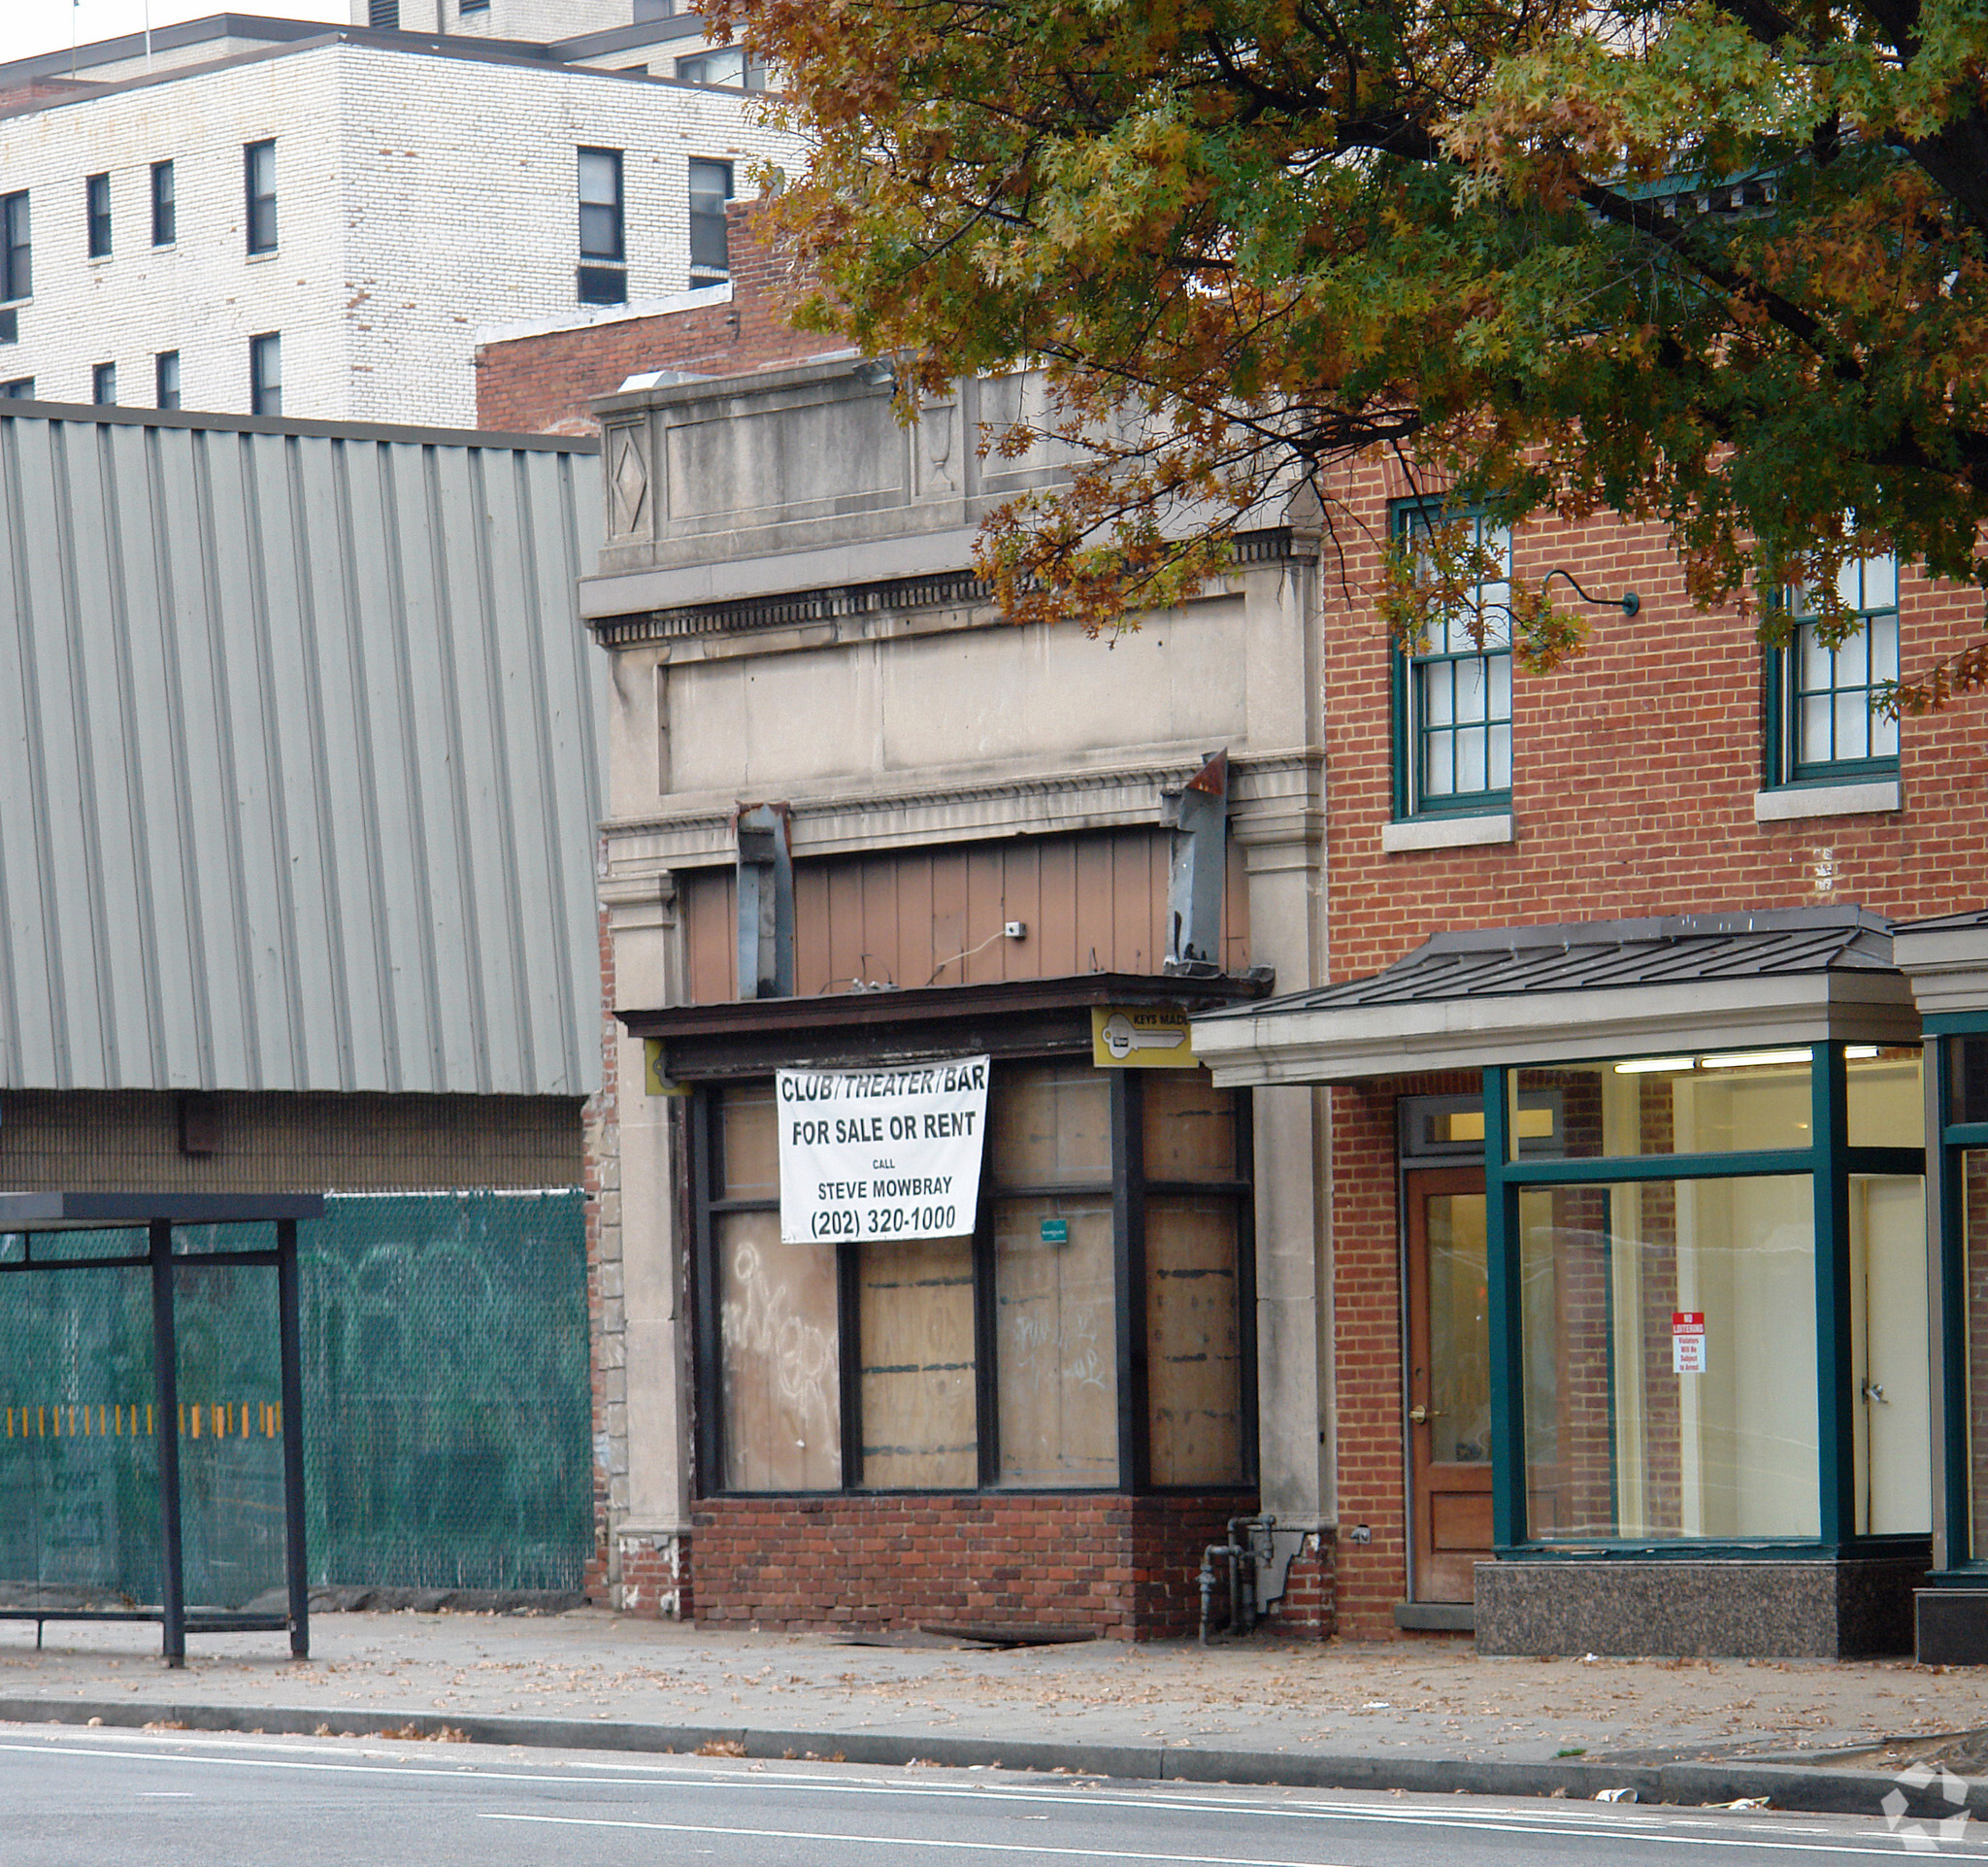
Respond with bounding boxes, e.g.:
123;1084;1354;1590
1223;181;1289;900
0;1724;1977;1866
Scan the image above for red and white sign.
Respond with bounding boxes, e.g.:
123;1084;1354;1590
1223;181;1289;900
1672;1312;1706;1376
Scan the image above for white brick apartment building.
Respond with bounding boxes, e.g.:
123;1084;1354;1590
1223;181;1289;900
0;4;797;426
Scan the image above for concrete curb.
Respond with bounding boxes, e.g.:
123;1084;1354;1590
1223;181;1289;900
0;1695;1974;1820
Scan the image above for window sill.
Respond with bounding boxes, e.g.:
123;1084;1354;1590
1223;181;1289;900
1381;813;1514;853
1754;779;1900;823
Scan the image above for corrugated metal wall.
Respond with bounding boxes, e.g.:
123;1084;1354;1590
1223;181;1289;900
0;409;604;1096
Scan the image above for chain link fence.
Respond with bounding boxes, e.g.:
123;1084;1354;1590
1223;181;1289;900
0;1191;589;1609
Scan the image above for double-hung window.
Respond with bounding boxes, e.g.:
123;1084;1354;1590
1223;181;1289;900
154;350;181;410
150;161;176;247
248;332;281;416
245;141;278;254
1766;554;1900;787
91;362;116;406
577;147;626;306
85;173;112;258
1391;502;1513;818
688;157;733;281
1;192;30;302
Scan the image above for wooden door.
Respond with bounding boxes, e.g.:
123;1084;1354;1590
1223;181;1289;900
1405;1168;1493;1603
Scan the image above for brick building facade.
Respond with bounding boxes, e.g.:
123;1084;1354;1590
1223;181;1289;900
1200;454;1988;1658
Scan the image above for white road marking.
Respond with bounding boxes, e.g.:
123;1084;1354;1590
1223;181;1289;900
480;1810;1353;1864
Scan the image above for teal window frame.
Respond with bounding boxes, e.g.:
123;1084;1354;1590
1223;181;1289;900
1389;500;1513;820
1479;1044;1927;1558
1764;556;1901;788
1926;1021;1988;1579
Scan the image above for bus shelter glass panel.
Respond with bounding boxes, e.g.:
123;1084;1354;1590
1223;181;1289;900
0;1236;161;1614
1519;1177;1820;1540
171;1254;286;1611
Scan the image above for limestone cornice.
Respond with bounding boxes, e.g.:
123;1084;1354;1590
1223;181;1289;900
600;750;1322;870
588;527;1301;657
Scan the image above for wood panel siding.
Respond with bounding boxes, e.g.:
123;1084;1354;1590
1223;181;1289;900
679;830;1251;1004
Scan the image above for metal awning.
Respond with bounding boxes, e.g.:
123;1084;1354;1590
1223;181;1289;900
1192;908;1921;1086
0;1193;324;1666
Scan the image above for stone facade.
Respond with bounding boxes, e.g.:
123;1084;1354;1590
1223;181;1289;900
578;354;1332;1632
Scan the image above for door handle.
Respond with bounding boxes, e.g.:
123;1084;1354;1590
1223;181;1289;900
1408;1405;1443;1424
1862;1379;1887;1404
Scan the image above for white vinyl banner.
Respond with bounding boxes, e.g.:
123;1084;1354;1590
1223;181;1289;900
778;1057;991;1245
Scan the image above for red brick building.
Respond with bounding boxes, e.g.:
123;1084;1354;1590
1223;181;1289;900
1199;456;1988;1659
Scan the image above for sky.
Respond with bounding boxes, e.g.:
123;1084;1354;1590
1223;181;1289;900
0;2;348;66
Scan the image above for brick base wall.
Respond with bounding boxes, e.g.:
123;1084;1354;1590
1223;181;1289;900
617;1531;693;1619
687;1492;1258;1639
1264;1531;1337;1638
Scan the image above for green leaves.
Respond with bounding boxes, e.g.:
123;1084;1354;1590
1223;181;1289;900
721;0;1988;702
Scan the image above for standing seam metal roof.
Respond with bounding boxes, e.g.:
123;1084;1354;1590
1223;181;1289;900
1206;908;1898;1017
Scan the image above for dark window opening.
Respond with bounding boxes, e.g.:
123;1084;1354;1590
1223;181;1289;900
245;140;278;254
460;0;490;13
368;0;400;25
577;265;628;306
150;160;176;247
155;350;181;410
0;378;35;400
249;332;281;417
579;147;624;262
85;173;112;258
634;0;673;17
2;192;30;302
91;362;116;406
688;157;732;278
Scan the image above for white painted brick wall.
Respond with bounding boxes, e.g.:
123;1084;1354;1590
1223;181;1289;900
346;2;639;38
0;40;798;427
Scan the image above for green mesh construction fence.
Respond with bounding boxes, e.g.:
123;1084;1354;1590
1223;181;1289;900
301;1190;590;1592
0;1191;590;1607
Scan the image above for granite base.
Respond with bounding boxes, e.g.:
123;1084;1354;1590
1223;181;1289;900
1474;1553;1929;1658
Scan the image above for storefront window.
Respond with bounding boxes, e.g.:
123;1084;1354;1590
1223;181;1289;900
1846;1048;1925;1148
1966;1150;1988;1557
994;1192;1116;1485
713;1085;840;1490
858;1236;976;1488
1520;1176;1820;1540
1511;1053;1814;1157
1143;1073;1248;1485
703;1059;1250;1495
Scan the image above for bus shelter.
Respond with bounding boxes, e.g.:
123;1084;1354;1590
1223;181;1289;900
0;1192;321;1666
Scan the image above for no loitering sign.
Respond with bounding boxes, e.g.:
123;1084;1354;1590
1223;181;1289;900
778;1057;990;1245
1673;1311;1706;1376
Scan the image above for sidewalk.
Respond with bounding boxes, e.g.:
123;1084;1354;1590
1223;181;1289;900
5;1607;1988;1817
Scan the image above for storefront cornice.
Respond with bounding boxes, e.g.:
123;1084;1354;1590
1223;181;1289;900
626;971;1273;1080
1193;971;1920;1086
1893;911;1988;1018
